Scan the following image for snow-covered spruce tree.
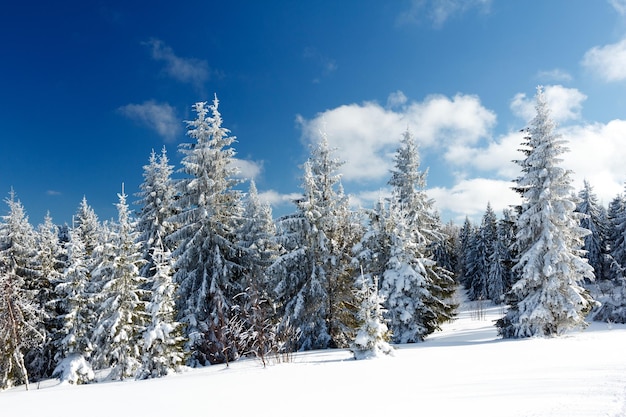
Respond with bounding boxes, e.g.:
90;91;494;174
0;191;44;390
487;214;515;305
456;217;475;286
467;204;497;301
497;87;595;338
576;180;609;282
135;147;178;279
380;129;456;343
26;212;66;380
168;96;245;365
92;189;148;380
138;232;186;379
606;193;626;282
351;274;392;360
271;134;361;351
235;180;282;365
53;228;95;384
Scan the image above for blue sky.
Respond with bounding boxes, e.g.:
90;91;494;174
2;1;626;225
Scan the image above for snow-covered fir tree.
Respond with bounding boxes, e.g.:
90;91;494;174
0;191;44;390
135;147;177;278
608;192;626;282
138;233;186;379
271;134;361;351
27;212;65;380
379;129;456;343
576;180;609;282
351;273;392;360
235;180;282;364
168;96;245;365
53;228;96;384
92;189;148;380
497;87;595;338
466;203;498;302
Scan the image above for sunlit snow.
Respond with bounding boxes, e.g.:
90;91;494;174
2;291;625;417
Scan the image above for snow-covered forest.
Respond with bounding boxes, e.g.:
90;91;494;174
2;87;626;390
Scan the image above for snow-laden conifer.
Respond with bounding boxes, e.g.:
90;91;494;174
27;212;65;380
0;191;44;390
379;129;456;343
497;87;595;338
168;96;245;365
271;134;360;351
138;232;186;379
92;189;148;379
576;180;608;281
235;181;282;364
136;147;177;278
53;229;95;384
351;273;392;360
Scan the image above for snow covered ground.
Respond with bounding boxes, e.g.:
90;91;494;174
2;293;626;417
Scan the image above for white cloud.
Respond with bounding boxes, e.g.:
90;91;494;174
510;85;587;124
297;91;496;183
397;0;492;27
117;100;181;142
46;190;62;196
144;38;212;88
258;190;302;207
560;120;626;205
230;158;263;180
386;90;408;108
582;38;626;82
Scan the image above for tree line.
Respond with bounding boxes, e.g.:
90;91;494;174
1;88;621;389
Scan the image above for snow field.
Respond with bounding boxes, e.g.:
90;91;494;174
2;298;626;417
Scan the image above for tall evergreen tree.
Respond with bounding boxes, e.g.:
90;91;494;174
168;96;245;365
380;129;456;343
0;191;44;389
135;147;177;278
271;134;360;351
576;180;608;282
497;87;595;338
235;180;282;362
53;228;95;384
27;213;65;380
92;189;148;380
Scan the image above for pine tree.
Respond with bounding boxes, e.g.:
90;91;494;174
576;180;608;281
380;129;456;343
138;233;186;379
497;87;595;338
27;213;65;380
53;228;95;384
168;97;245;365
0;191;44;389
92;189;148;380
467;204;497;301
136;147;177;278
271;134;360;351
235;180;282;364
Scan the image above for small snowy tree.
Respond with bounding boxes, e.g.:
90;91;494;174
138;233;186;379
351;273;392;360
497;87;595;338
